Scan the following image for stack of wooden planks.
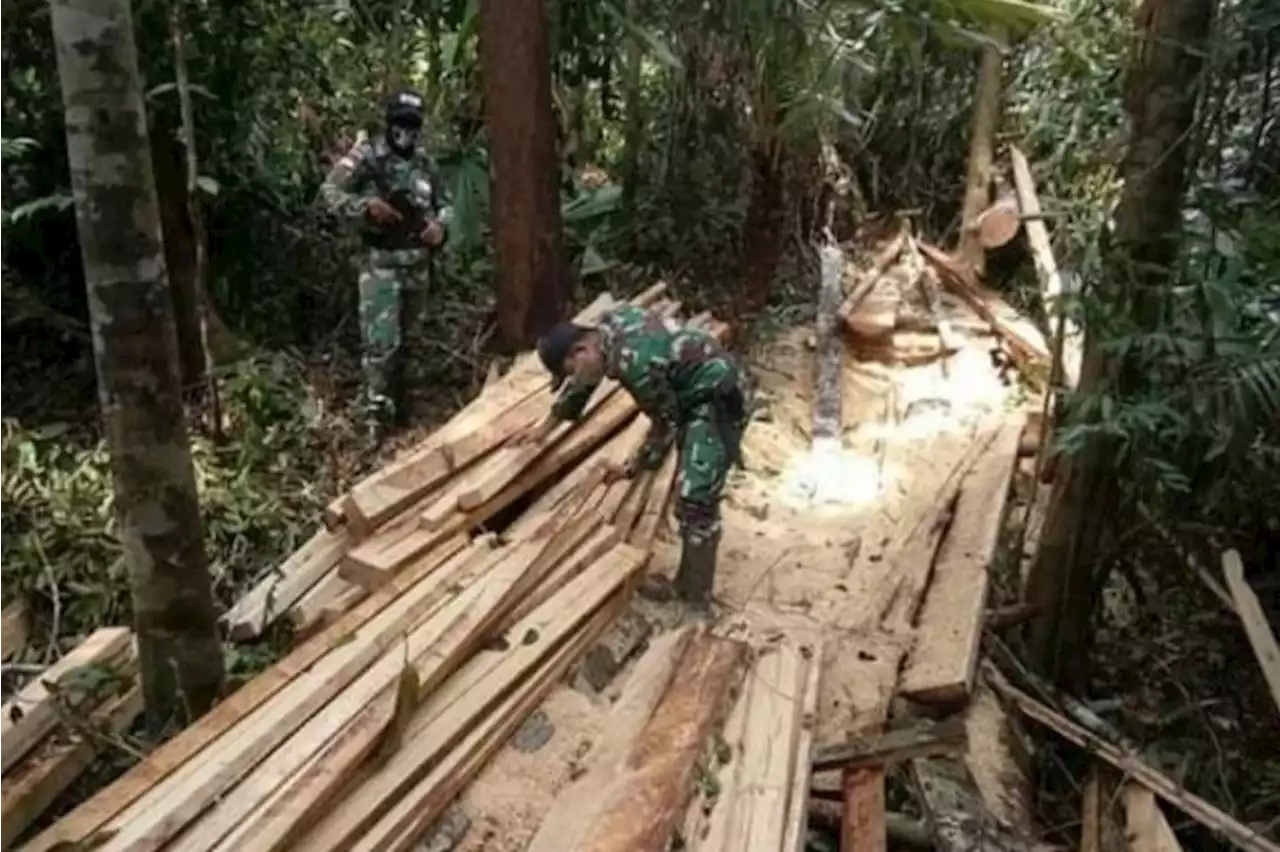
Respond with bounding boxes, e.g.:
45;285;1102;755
1;627;141;847
221;283;678;641
21;286;726;852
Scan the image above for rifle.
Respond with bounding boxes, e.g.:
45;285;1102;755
368;154;436;249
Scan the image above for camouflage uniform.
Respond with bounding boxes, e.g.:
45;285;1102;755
545;305;749;607
319;136;451;439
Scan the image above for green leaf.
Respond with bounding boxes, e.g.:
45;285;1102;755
197;175;221;197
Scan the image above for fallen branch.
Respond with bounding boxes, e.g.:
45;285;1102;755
1221;550;1280;714
991;678;1279;852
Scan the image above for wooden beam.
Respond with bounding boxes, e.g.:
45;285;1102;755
909;756;1033;851
528;627;696;852
917;241;1051;386
289;544;651;852
812;717;967;772
901;419;1022;705
1;686;142;847
1221;550;1280;713
222;528;352;640
1;627;133;773
994;680;1279;852
1009;145;1081;389
571;635;748;852
1125;784;1184;852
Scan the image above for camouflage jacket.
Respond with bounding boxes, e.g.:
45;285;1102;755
552;305;737;470
319;136;453;254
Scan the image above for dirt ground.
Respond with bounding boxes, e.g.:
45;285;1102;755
452;300;1023;852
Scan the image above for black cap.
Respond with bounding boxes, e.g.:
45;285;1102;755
536;322;589;390
386;89;425;128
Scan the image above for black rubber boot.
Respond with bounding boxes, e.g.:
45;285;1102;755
673;534;719;615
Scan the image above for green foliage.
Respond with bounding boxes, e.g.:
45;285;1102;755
0;358;352;643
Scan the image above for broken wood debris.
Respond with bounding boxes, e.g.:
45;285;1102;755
991;677;1280;852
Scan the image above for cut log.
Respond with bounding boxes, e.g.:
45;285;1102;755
290;543;651;852
1;685;143;847
993;680;1279;852
812;716;968;772
1221;549;1280;713
918;241;1051;385
814;243;845;446
1125;783;1184;852
1009;145;1081;389
900;419;1021;705
1;627;133;773
570;635;748;852
2;602;29;661
975;195;1021;249
528;626;697;852
223;528;352;641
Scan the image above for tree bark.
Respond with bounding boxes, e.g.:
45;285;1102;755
478;0;569;351
739;143;787;321
957;32;1005;276
51;0;224;727
1025;0;1215;688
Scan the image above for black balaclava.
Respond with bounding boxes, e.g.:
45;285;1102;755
385;89;425;156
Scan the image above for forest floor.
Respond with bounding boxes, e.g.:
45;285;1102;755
447;295;1029;851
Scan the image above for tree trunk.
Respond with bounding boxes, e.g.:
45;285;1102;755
150;125;207;390
957;32;1005;276
478;0;569;351
1025;0;1215;688
739;143;787;321
51;0;224;727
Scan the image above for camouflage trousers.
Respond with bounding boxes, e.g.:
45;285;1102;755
675;369;750;546
358;247;431;437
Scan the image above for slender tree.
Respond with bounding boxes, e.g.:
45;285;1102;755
50;0;224;726
478;0;570;350
1025;0;1216;688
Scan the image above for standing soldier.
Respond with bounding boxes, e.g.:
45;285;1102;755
514;305;750;614
320;89;451;447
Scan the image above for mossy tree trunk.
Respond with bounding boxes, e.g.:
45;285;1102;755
50;0;224;728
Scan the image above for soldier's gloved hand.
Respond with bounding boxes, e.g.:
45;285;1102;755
366;198;403;225
421;219;445;248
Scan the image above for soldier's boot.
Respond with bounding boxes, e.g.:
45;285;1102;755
673;532;719;617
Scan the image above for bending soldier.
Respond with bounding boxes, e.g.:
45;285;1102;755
320;89;451;446
516;305;750;614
